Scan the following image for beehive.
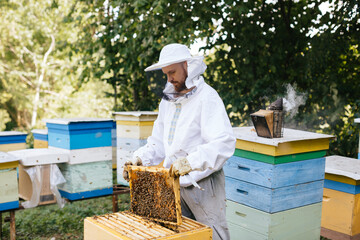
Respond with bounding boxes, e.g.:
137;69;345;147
0;152;20;211
321;155;360;240
128;166;181;226
224;127;333;239
32;129;48;148
113;111;158;186
0;131;27;152
45;118;114;200
9;148;68;206
84;211;212;240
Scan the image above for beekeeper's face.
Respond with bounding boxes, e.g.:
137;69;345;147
162;61;188;92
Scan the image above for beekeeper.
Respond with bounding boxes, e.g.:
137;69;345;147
125;43;236;240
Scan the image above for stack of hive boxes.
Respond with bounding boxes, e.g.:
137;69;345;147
224;127;333;240
0;152;20;211
113;112;158;186
45;118;114;200
32;129;48;148
0;131;27;152
321;155;360;240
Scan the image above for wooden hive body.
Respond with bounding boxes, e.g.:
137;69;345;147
0;152;20;211
0;131;27;152
84;211;212;240
32;129;48;149
128;166;182;226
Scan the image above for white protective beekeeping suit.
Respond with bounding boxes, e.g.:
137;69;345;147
133;43;236;240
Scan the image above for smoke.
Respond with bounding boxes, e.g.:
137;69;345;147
283;84;307;118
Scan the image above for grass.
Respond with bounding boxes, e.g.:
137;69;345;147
1;193;130;240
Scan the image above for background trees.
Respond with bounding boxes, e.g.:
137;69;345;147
0;0;359;157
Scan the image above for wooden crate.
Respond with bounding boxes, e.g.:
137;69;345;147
0;152;20;211
224;155;325;188
227;200;322;240
58;160;113;200
84;211;212;240
45;118;113;150
233;127;333;156
128;166;182;226
226;176;324;213
321;188;360;236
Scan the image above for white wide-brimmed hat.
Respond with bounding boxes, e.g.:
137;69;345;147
145;43;193;72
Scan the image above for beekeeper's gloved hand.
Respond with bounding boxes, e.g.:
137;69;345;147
169;157;192;177
123;156;142;182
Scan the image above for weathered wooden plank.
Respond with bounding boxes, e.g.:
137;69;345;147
226;200;322;239
9;148;68;166
321;188;360;236
321;227;360;240
0;169;18;205
0;143;27;152
34;139;48;148
224;156;325;188
228;221;321;240
326;173;360;186
234;149;326;164
225;177;324;213
116;125;153;140
117;138;147;151
49;146;112;164
324;179;360;194
58;160;112;194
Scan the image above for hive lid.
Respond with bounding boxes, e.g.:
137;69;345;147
0;151;20;164
31;129;48;135
325;155;360;180
0;131;27;137
8;148;69;166
233;126;334;147
113;111;158;121
43;117;113;125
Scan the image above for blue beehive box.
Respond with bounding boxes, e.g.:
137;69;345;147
0;131;27;152
45;118;113;150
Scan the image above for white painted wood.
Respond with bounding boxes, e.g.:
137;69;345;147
8;149;69;166
0;131;26;136
116;125;153;139
355;118;360;123
31;129;48;135
44;117;113;124
113;111;158;121
0;168;18;204
0;151;20;164
49;146;112;164
325;155;360;180
233;127;334;146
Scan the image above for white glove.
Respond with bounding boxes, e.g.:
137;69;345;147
169;157;192;177
123;156;142;182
